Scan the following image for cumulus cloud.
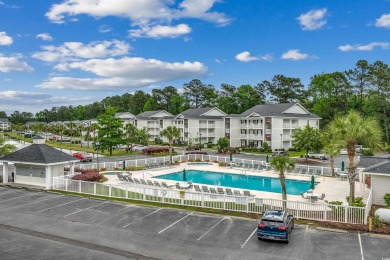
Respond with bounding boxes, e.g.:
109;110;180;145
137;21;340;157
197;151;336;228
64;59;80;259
0;54;33;72
45;0;230;38
37;57;207;91
375;14;390;28
281;49;310;60
36;33;53;41
0;90;94;107
0;31;13;45
129;24;191;38
338;42;389;51
32;40;130;62
235;51;259;62
297;8;327;30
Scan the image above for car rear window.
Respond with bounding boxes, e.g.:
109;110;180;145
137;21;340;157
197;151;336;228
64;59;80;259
262;219;284;223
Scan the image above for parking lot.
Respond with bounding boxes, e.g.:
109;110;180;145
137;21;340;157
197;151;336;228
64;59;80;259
0;186;389;260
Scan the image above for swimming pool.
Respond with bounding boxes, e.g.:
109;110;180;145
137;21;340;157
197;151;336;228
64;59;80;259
155;170;317;195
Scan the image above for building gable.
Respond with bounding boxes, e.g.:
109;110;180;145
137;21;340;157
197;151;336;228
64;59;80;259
152;111;173;118
200;108;227;117
282;103;310;115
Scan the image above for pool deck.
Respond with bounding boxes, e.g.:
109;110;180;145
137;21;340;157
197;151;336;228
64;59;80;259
104;163;370;205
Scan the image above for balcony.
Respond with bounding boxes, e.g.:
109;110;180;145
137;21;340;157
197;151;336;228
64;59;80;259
147;123;159;128
283;135;291;140
241;124;263;129
199;124;208;128
265;129;272;134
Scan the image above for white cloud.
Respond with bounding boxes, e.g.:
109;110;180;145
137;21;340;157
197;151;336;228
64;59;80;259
99;25;112;33
297;8;327;31
37;57;207;91
235;51;259;62
375;14;390;28
281;49;309;60
260;54;273;61
0;90;94;107
45;0;230;38
0;54;33;72
32;40;130;62
36;33;53;41
129;24;191;38
338;42;389;52
0;31;13;45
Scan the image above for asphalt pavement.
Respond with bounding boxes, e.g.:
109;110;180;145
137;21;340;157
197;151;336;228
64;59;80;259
0;186;389;260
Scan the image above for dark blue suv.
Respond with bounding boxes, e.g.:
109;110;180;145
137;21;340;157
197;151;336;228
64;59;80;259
257;209;294;244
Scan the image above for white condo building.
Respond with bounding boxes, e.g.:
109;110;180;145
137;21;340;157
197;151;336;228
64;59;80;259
224;103;320;150
135;110;175;142
0;118;11;131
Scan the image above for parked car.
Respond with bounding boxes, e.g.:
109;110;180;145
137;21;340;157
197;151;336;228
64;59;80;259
57;137;71;142
257;209;294;244
272;151;289;157
133;145;147;152
307;152;329;160
340;149;348;155
72;151;93;162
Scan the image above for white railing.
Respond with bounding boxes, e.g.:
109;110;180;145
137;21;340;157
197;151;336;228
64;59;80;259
53;177;367;224
265;129;271;134
70;154;345;178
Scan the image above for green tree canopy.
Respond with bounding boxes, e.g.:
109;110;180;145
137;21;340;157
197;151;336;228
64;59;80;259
291;125;321;159
96;107;124;155
160;126;181;163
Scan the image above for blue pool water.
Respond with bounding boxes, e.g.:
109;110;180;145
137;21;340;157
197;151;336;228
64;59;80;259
155;170;317;195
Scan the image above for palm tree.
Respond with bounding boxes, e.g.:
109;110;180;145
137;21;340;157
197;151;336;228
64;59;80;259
76;125;85;148
84;125;92;148
160;126;181;164
270;155;295;203
67;121;76;143
329;110;383;205
321;130;341;177
56;124;66;143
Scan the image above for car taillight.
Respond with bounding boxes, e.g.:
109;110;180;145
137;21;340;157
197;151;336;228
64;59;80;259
258;224;266;228
278;226;287;230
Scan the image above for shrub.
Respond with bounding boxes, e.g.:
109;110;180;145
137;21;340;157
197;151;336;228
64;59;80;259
345;196;365;207
98;174;108;183
125;166;145;171
373;214;384;229
100;167;107;171
218;162;227;166
384;193;390;208
360;148;374;156
205;159;209;162
72;172;100;182
142;147;172;155
185;151;208;155
71;140;81;144
288;147;296;151
174;160;180;164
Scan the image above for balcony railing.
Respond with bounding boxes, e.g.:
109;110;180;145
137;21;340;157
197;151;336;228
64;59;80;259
265;129;272;134
241;124;263;128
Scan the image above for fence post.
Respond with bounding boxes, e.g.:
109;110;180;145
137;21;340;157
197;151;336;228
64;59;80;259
79;180;81;193
201;193;204;208
94;182;96;195
324;204;327;221
65;179;68;191
345;206;348;223
126;186;128;199
143;187;145;201
109;184;112;197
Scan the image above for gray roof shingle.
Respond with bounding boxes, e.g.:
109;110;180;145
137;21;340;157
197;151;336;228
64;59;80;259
177;107;226;119
228;103;320;118
136;110;173;120
360;156;390;174
0;144;78;164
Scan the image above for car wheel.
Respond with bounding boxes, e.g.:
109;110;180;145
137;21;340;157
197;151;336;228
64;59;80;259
285;239;289;244
257;237;262;241
89;159;92;162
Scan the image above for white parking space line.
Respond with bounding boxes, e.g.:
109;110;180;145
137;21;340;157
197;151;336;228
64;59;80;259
11;195;65;209
0;191;42;204
123;208;162;228
158;212;194;234
241;228;258;249
63;201;108;218
37;198;85;212
0;189;23;195
303;225;308;238
197;217;226;241
358;232;364;260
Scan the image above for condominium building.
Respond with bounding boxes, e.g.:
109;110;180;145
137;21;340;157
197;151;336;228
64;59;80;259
0;118;10;131
173;108;227;145
224;103;320;150
135;110;175;142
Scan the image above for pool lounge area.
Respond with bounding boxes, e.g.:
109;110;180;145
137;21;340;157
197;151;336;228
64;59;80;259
102;162;369;204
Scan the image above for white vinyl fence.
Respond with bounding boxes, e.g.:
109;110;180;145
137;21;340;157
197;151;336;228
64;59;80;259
70;154;345;178
53;177;368;225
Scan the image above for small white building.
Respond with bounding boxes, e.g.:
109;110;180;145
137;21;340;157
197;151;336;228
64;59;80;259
224;103;320;150
360;156;390;206
1;136;79;189
0;118;10;131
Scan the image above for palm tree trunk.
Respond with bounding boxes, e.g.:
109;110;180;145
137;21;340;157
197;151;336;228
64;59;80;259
330;155;335;177
279;172;287;208
347;145;356;205
80;130;83;148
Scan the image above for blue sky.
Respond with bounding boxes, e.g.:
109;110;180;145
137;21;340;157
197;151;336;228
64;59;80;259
0;0;389;115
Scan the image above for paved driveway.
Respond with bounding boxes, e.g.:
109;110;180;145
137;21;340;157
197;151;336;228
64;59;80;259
0;186;388;260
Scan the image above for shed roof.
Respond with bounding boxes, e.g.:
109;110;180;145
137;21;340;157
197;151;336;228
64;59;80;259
360;156;390;175
0;144;78;164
